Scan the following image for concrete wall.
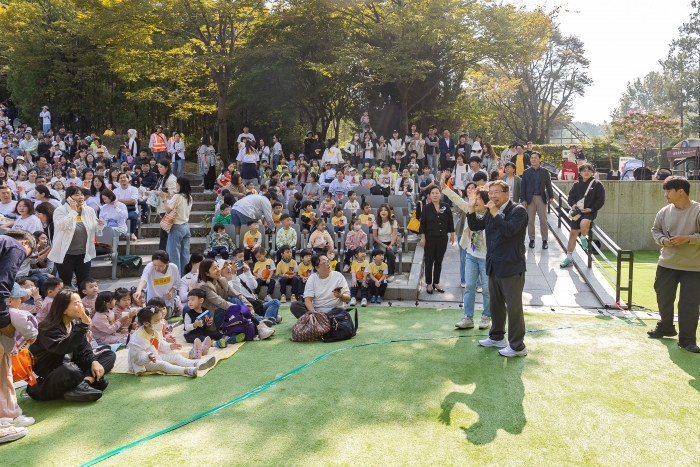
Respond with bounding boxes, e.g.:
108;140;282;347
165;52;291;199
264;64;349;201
552;180;700;251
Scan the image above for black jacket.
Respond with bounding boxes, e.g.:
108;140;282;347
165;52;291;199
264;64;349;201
420;202;455;237
30;321;97;378
567;178;605;212
520;166;554;204
139;170;158;190
466;200;528;277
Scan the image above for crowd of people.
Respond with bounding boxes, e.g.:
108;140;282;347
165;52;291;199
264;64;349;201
1;106;698;445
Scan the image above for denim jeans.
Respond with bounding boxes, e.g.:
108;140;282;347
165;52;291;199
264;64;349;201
172;158;184;177
458;238;466;284
463;253;490;319
166;223;191;278
257;300;280;322
152;151;166;161
43;123;51;134
427;154;438;175
127;210;139;234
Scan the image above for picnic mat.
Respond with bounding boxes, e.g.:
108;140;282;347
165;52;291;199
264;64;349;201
110;325;244;377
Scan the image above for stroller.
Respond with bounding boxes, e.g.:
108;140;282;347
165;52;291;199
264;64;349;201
541;161;558;180
621;159;652;180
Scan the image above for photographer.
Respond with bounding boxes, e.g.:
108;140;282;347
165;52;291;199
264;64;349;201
560;163;605;268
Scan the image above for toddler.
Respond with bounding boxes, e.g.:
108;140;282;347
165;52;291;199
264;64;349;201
343;218;368;270
348;247;369;307
91;291;130;344
208;223;236;260
319;193;336;220
112;287;136;332
363;248;388;304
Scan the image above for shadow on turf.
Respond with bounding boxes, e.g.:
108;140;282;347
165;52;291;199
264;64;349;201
661;340;700;392
437;336;530;445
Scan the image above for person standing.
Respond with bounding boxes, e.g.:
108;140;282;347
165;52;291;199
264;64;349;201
648;176;700;353
162;176;192;278
169;133;185;177
500;162;521;202
198;133;217;193
149;125;168;161
560;163;605;268
0;230;37;443
466;180;529;357
127;129;140;165
438;129;455;172
420;185;455;294
39;106;51;134
520;151;553;250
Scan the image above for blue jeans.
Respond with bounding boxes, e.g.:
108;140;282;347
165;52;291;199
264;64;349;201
463;253;490;319
459;238;466;284
172;158;184;177
166;223;191;278
127;210;139;234
427;154;438;175
152;151;166;161
230;297;279;322
43;123;51;134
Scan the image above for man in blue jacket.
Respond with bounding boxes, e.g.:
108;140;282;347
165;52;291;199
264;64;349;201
520;152;553;249
466;180;529;357
438;129;455;172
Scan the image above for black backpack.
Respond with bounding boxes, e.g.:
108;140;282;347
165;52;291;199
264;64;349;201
323;307;358;343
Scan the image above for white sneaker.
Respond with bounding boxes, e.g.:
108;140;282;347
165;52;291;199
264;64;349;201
257;324;275;340
10;415;34;428
203;189;213;194
387;275;395;283
264;294;272;303
197;357;216;371
460;282;466;288
498;345;528;357
455;317;474;329
349;297;356;306
130;233;138;242
0;424;27;444
478;337;508;348
478;315;491;330
361;298;368;307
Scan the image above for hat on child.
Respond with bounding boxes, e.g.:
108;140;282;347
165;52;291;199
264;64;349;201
10;283;30;299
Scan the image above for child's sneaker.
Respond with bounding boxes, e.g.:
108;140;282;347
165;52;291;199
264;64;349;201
264;294;272;303
290;294;297;302
226;333;245;344
201;336;212;356
262;318;275;328
214;337;227;348
189;338;202;359
276;315;283;324
376;297;382;304
370;296;376;303
349;297;357;306
186;367;197;377
197;357;216;371
361;298;368;307
280;295;286;303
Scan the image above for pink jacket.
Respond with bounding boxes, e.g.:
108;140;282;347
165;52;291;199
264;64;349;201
92;310;127;343
345;230;368;250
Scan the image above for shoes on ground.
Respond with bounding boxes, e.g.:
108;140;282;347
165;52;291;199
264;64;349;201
201;336;212;355
9;415;34;428
257;324;275;340
276;315;283;324
460;282;466;288
361;298;368;307
262;318;275;328
226;334;245;344
197;357;216;371
376;297;382;304
529;240;535;248
63;381;103;402
215;337;227;348
479;315;491;330
647;327;678;338
349;297;356;306
90;378;109;392
542;240;548;249
560;257;573;268
264;295;272;303
678;342;700;353
499;345;528;357
478;337;507;348
455;317;474;329
476;286;483;293
0;424;27;444
280;295;286;303
370;296;376;303
290;294;297;302
130;234;138;242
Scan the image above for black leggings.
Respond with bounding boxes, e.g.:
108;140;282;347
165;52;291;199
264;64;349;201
204;165;217;190
424;235;448;285
56;253;92;297
185;329;223;343
27;350;116;401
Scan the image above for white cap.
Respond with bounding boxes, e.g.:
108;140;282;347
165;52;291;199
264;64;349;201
471;141;482;152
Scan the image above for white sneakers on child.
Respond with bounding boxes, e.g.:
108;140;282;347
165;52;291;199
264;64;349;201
349;297;357;306
361;298;368;307
257;324;275;340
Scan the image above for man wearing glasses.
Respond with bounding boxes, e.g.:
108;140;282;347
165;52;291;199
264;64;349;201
466;180;529;357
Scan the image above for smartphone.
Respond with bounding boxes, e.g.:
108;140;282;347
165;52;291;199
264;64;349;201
235;260;244;275
334;286;343;292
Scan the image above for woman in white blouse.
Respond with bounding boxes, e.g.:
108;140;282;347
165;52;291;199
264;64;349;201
33;186;62;209
2;199;44;233
146;159;177;250
99;189;129;237
161;176;193;278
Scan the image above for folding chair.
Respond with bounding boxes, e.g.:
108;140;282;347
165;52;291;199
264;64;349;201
353;186;370;197
366;195;385;209
95;227;119;280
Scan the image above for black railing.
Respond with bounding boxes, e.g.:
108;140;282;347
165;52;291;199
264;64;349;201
549;184;634;308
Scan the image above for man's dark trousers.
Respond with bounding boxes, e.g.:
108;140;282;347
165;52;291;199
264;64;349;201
488;272;526;351
654;265;700;346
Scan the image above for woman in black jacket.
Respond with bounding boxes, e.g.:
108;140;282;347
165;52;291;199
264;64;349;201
561;162;605;268
420;185;455;293
27;288;115;402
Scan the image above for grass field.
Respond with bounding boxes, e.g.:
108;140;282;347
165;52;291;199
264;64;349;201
599;250;666;311
7;306;700;467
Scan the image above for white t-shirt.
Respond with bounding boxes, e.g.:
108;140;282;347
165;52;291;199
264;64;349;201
373;219;397;243
112;185;139;203
272;142;282;156
0;201;17;216
303;271;350;313
40;111;51;124
237;132;256;143
13;214;43;233
237;148;259;164
140;262;180;305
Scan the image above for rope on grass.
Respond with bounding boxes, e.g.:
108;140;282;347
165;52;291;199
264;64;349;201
80;320;639;466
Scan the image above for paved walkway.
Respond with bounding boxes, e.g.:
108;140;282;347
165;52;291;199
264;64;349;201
417;223;602;309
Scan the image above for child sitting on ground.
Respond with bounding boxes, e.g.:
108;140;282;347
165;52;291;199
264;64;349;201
214;204;231;225
343;218;368;271
112;287;137;332
184;289;226;354
275;245;300;303
36;277;64;323
307;219;335;259
348;247;369;307
363;248;388;304
91;291;130;344
252;247;276;303
81;278;99;316
243;220;262;262
319;192;336;220
208;223;236;260
127;305;214;377
146;296;177;343
275;214;297;263
343;190;360;216
331;206;347;234
17;278;43;316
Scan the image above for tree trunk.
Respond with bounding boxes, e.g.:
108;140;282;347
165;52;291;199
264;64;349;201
401;90;409;134
216;79;228;160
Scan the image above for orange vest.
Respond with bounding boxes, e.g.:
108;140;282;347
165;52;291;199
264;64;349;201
152;132;167;152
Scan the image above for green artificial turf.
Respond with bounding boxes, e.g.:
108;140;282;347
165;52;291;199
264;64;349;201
600;250;666;311
6;307;700;467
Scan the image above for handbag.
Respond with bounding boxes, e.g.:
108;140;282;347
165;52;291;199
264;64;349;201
159;211;176;233
323;307;358;343
12;348;37;386
407;210;421;234
291;310;331;342
569;180;596;221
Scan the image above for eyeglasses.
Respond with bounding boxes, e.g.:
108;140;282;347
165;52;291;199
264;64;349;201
318;260;330;265
488;190;507;194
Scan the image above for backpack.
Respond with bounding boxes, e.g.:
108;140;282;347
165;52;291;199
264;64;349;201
12;348;37;386
117;255;143;269
220;305;256;341
291;310;330;342
323;307;358;343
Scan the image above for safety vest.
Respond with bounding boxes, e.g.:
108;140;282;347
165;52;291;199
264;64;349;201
152;132;167;152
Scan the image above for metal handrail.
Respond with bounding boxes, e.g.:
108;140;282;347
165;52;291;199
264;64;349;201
549;183;634;308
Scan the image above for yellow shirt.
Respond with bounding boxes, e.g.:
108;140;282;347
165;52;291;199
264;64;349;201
358;213;374;226
253;258;274;279
351;259;369;281
276;258;298;276
331;215;347;228
272;211;282;226
515;154;525;176
298;262;314;278
243;231;261;248
365;261;388;281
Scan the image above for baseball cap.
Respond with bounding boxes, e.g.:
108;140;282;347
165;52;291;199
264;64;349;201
10;283;30;299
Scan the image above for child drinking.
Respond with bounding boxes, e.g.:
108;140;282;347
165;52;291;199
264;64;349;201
91;291;130;344
112;287;136;333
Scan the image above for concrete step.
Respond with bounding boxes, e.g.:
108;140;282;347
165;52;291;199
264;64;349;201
90;255;151;279
192;192;218;202
138;223;211;238
117;236;208;255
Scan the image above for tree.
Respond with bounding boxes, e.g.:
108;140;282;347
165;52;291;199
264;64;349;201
611;72;667;119
475;16;592;144
611;111;681;157
74;0;266;157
